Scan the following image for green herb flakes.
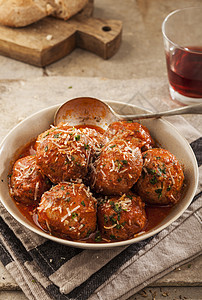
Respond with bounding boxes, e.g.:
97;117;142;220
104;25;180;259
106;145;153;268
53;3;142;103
75;134;80;141
71;212;78;219
110;234;116;240
150;175;158;185
95;231;102;242
155;188;162;198
84;144;90;150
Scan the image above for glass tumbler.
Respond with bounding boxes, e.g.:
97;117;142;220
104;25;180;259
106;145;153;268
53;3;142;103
162;7;202;104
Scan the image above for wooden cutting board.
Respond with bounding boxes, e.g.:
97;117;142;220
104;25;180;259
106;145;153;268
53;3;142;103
0;1;122;67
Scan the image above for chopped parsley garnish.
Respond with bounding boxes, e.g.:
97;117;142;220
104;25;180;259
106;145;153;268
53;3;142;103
81;200;85;206
104;215;108;223
150;175;158;185
43;132;49;138
110;234;116;240
84;144;90;150
110;201;122;213
109;215;117;224
158;166;166;175
110;144;116;149
95;231;102;242
44;146;48;152
121;160;128;165
61;185;65;190
75;134;80;141
54;133;60;138
115;159;128;170
155;188;163;198
147;168;156;175
116;224;122;229
116;160;122;169
71;156;75;161
71;212;78;219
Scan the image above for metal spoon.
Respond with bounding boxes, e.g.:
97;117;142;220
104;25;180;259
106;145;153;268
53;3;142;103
54;97;202;127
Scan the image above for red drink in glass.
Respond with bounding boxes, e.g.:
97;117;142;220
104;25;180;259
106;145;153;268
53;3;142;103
166;47;202;98
162;7;202;103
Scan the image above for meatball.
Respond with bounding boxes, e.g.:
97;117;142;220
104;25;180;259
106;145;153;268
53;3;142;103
77;126;107;154
36;125;93;184
104;120;155;151
35;123;70;145
37;182;97;240
137;148;184;205
10;156;51;205
113;130;148;150
97;193;147;241
90;139;143;195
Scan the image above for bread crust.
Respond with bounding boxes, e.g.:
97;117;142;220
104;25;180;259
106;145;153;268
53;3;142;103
0;0;54;27
51;0;88;20
0;0;88;27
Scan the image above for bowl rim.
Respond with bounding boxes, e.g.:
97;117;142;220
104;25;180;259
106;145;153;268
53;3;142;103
0;100;199;249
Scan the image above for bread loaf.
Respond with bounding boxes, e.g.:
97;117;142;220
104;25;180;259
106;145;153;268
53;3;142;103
0;0;54;27
51;0;88;20
0;0;88;27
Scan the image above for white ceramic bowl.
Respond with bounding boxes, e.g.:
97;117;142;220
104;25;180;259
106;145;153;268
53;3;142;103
0;101;199;249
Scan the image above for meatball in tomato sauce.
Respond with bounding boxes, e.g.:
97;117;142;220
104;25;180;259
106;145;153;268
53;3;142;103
10;156;51;205
97;193;147;241
35;125;93;184
78;127;106;154
37;182;97;240
137;148;184;205
90;139;143;195
104;121;155;151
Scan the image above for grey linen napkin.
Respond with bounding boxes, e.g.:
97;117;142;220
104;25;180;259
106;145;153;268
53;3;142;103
0;77;201;300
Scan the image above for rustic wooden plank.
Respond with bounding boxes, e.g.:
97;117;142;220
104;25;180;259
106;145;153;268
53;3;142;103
0;1;122;66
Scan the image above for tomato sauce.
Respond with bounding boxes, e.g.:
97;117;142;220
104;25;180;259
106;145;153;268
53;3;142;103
14;199;173;243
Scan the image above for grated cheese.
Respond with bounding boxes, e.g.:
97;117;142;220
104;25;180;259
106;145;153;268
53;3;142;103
34;181;39;201
104;224;117;229
168;168;175;185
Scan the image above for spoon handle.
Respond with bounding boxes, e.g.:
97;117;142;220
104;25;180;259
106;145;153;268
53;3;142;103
118;103;202;120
